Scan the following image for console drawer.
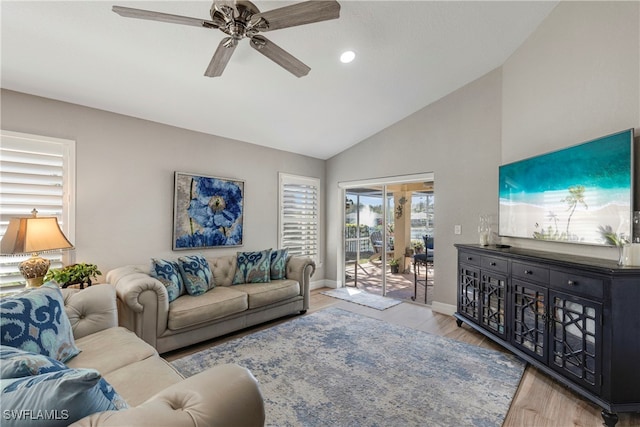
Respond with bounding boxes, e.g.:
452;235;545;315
459;251;481;267
512;261;549;284
481;256;508;274
550;270;604;300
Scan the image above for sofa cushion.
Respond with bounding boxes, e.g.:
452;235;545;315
232;249;272;285
270;249;289;280
168;287;248;331
0;345;67;378
0;367;127;427
102;356;184;407
0;282;80;363
209;255;237;287
231;280;300;309
150;259;184;302
66;327;157;375
177;254;214;296
62;285;118;340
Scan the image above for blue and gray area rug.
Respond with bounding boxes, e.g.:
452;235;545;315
321;287;402;310
171;307;525;427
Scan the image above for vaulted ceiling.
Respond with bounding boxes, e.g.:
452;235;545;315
1;1;558;159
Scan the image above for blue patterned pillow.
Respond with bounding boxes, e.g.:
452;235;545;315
0;282;80;363
150;259;184;302
1;367;128;427
177;255;214;296
270;248;289;280
0;345;67;379
233;249;272;284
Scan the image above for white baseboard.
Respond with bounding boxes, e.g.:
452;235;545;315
430;301;456;316
310;279;336;290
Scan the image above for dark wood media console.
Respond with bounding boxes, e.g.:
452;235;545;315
454;244;640;427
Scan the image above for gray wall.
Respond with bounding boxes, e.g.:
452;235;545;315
501;0;640;258
326;69;503;310
0;89;326;279
326;1;640;310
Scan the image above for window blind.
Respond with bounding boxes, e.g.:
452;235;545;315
0;131;75;290
279;173;320;262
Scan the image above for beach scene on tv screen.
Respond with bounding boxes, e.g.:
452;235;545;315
499;130;632;246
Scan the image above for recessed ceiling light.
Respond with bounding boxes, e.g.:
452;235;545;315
340;50;356;64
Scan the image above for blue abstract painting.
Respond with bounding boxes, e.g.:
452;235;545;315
173;172;244;249
499;129;633;245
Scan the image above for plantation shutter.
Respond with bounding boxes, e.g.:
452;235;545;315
279;173;320;263
0;130;75;291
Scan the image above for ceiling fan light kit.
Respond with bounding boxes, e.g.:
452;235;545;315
113;1;340;78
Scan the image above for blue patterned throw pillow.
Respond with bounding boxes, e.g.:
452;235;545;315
0;282;80;363
270;248;289;280
0;345;67;379
233;249;272;284
150;259;184;302
0;367;128;427
177;255;214;296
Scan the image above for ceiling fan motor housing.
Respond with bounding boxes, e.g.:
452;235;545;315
212;1;267;43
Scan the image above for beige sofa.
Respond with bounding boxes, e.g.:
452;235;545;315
62;284;265;427
107;255;315;353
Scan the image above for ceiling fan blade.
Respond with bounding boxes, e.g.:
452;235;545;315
250;36;310;78
253;1;340;32
205;37;238;77
112;5;221;29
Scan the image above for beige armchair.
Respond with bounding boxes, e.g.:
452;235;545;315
60;284;265;427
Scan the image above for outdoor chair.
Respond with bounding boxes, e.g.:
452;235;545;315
369;230;393;262
412;235;434;303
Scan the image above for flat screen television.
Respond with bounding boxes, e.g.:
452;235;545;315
499;129;634;246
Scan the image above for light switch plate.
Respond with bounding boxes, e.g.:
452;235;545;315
454;225;461;235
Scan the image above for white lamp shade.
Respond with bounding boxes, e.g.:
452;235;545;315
1;216;74;254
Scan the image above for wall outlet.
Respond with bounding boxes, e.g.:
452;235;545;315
454;225;461;235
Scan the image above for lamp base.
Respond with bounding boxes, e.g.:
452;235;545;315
25;277;45;288
19;254;50;288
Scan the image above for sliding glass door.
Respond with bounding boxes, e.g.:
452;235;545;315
344;186;386;294
342;175;435;303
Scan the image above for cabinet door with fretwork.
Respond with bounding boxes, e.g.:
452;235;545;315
549;291;602;394
480;271;507;340
511;279;548;364
458;264;480;322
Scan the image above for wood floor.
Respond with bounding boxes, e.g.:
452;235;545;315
163;288;640;427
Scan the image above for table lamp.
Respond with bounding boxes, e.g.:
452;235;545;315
0;209;74;287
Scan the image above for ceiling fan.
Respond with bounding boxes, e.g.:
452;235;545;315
112;1;340;78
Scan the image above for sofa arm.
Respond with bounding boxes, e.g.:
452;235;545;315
62;284;118;340
286;256;316;311
70;364;265;427
106;265;170;349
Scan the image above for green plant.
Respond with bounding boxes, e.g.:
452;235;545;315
598;225;629;247
44;263;102;288
389;258;400;274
